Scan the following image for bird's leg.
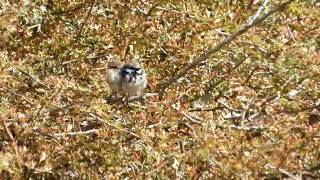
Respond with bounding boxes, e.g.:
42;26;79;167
105;92;115;102
122;93;129;106
105;91;119;102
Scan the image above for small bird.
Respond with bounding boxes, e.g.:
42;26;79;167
121;61;147;96
106;60;124;94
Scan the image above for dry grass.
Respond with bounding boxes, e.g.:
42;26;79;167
0;0;319;179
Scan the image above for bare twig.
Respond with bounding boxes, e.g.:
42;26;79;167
227;125;265;132
178;121;199;139
188;107;223;112
158;0;295;98
2;119;14;141
215;29;232;36
105;93;159;104
128;93;159;101
192;48;252;102
249;0;270;24
52;129;103;137
301;25;319;36
46;101;86;116
52;3;86;15
88;112;142;139
265;164;301;180
192;79;225;103
262;132;278;142
241;98;255;123
75;0;97;40
245;66;258;83
240;41;269;55
274;104;320;115
140;1;199;21
1;116;22;171
217;100;244;112
92;67;108;71
62;59;81;65
155;6;199;21
3;87;34;105
171;105;202;124
33;129;56;139
128;103;148;109
190;57;245;103
117;3;147;16
15;67;49;89
286;24;296;41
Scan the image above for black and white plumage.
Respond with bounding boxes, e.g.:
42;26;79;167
120;61;147;96
106;60;147;96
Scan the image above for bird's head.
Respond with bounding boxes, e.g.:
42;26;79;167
107;60;124;69
122;61;143;76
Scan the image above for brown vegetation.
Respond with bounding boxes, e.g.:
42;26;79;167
0;0;319;179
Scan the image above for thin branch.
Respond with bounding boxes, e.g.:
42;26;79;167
62;59;81;65
178;121;199;140
274;104;320;115
240;41;269;55
301;25;319;36
286;24;296;41
2;119;14;141
1;117;22;170
52;129;103;137
52;3;86;15
140;1;199;21
105;93;159;104
128;93;159;102
192;57;247;102
88;112;142;139
215;29;232;36
15;67;50;89
171;105;202;124
214;123;266;133
245;66;258;83
154;6;199;21
3;87;34;105
188;107;223;112
158;0;295;98
117;3;147;16
227;125;265;132
265;164;301;180
249;0;270;24
75;0;97;41
217;100;244;112
47;101;86;116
